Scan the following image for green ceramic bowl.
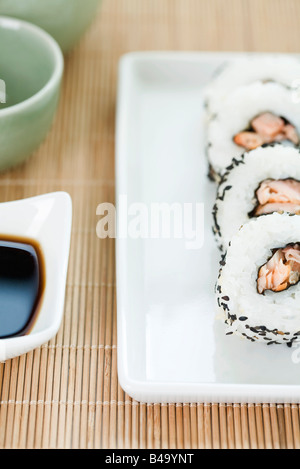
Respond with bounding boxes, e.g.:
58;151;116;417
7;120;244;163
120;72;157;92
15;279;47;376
0;0;101;53
0;16;64;171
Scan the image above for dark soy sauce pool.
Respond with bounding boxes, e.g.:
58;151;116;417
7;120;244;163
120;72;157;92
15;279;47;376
0;237;45;339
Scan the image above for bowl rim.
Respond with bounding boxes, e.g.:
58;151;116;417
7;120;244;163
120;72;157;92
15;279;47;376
0;15;64;117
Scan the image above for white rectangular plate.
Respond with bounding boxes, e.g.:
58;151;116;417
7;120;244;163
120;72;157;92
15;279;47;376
116;52;300;403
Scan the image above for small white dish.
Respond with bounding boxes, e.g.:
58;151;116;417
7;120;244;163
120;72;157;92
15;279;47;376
0;192;72;361
116;51;300;404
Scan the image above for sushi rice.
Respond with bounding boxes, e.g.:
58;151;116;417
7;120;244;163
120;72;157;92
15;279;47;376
207;81;300;181
216;212;300;346
209;56;300;346
205;55;300;116
213;144;300;251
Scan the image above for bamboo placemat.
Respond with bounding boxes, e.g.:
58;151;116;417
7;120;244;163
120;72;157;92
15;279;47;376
1;0;300;450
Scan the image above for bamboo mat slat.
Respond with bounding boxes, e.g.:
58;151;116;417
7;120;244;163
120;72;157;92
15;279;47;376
1;0;300;449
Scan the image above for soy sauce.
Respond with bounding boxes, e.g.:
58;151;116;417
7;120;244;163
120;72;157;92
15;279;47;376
0;237;45;339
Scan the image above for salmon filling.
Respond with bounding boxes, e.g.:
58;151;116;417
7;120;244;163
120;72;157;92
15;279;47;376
233;112;299;150
257;244;300;294
250;178;300;217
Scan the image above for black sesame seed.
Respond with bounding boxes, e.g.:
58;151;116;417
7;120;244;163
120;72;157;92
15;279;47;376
218;185;232;202
239;316;248;321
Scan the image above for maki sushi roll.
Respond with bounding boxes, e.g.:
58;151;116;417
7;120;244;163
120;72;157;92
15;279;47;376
204;55;300;116
213;144;300;251
207;81;300;181
216;212;300;346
